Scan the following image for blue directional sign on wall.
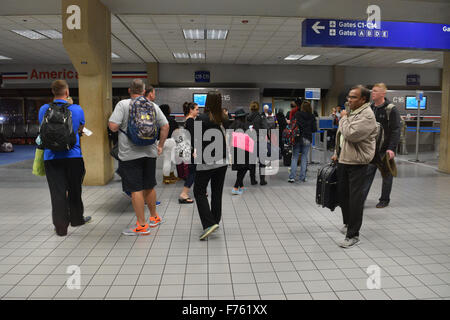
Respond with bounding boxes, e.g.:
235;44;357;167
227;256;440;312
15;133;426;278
195;71;210;83
407;74;420;86
302;19;450;50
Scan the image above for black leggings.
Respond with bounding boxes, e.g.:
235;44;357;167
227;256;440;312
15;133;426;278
194;166;228;230
234;168;248;188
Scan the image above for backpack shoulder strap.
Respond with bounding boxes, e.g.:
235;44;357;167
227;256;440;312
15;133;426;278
385;103;395;121
48;102;71;110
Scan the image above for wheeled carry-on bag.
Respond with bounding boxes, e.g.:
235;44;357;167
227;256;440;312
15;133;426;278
316;162;339;211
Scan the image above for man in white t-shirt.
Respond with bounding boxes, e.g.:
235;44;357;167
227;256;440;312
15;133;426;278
108;79;169;236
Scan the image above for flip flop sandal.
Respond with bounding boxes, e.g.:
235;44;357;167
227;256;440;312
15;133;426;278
178;197;194;204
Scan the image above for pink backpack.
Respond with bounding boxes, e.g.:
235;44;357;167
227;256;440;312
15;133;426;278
231;132;254;153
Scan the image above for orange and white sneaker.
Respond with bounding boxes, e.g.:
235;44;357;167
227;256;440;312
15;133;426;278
149;215;164;228
122;223;151;236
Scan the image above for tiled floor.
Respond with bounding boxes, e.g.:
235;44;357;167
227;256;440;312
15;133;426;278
0;152;449;300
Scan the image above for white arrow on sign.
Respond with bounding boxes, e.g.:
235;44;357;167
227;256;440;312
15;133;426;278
312;21;325;34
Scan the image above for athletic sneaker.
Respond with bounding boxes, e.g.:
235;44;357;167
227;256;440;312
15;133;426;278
149;215;163;228
199;224;219;240
231;188;243;195
339;237;360;248
122;223;151;236
84;216;92;224
288;178;295;183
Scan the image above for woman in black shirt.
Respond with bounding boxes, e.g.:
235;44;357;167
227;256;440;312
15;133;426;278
193;91;229;240
229;108;252;195
247;101;267;186
178;102;199;203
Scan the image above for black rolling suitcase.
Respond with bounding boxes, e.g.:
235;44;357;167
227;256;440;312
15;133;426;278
316;162;339;211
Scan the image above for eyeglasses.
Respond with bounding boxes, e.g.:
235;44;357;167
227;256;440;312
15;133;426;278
347;95;360;100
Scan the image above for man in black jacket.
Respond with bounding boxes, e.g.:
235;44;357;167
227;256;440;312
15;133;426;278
248;101;267;185
363;83;401;208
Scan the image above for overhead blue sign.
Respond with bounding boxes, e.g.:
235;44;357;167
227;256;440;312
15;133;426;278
302;19;450;51
195;71;210;83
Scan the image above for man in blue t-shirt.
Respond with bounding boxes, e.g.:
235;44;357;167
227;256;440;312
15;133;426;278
38;80;91;236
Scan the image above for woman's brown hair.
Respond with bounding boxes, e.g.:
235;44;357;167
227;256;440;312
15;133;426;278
205;91;226;125
300;101;312;114
249;101;259;112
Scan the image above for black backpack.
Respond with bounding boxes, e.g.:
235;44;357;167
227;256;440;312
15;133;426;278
372;103;395;164
40;102;76;151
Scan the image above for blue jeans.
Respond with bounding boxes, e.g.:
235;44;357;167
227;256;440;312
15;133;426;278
289;140;311;181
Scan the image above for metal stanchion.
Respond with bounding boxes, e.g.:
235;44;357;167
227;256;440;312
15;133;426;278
409;91;424;163
309;132;320;164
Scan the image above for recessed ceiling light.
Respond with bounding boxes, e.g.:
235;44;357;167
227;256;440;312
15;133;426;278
0;55;12;60
207;29;228;40
173;52;189;59
412;59;436;64
11;30;47;39
284;55;303;60
190;52;205;59
183;29;205;40
35;30;62;39
397;59;421;64
299;55;320;60
111;53;120;59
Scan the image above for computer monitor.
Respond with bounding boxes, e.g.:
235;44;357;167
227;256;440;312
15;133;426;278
405;96;427;110
193;93;207;107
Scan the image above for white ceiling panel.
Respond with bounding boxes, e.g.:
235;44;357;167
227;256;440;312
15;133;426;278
155;24;180;30
232;17;259;24
205;24;229;30
258;17;287;24
134;29;160;35
122;15;151;24
178;16;206;24
230;24;257;31
206;16;233;24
